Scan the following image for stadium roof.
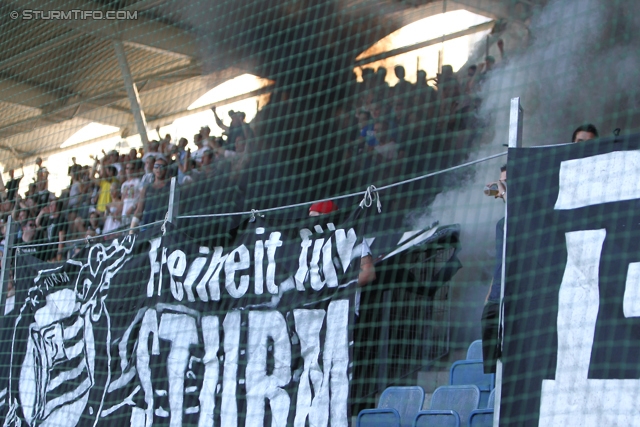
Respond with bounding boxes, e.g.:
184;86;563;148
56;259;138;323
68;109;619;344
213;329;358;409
0;0;543;168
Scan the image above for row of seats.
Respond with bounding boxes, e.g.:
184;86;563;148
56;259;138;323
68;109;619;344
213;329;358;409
462;339;494;426
357;340;495;427
357;386;495;427
461;339;493;408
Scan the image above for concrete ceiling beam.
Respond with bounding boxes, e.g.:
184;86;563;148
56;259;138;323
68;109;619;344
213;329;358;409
17;0;197;58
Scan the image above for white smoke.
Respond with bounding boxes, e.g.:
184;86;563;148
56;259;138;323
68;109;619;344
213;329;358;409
480;0;640;145
409;143;506;280
410;0;640;350
408;142;505;355
415;0;640;266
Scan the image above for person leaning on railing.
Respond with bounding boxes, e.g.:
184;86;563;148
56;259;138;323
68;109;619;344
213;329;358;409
15;218;41;258
134;156;171;227
35;194;68;262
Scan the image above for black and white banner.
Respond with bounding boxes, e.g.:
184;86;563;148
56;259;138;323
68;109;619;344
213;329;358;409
501;135;640;426
0;206;458;426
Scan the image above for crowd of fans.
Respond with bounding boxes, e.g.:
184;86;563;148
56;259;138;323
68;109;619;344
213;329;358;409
0;49;514;268
0;106;255;265
344;52;502;172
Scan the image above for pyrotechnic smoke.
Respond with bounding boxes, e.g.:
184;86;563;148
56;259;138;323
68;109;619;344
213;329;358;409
415;0;640;265
480;0;640;145
411;0;640;349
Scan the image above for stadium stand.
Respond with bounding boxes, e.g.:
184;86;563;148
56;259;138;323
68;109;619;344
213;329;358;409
357;408;401;427
375;386;426;427
468;389;496;427
2;1;638;426
466;340;483;360
414;411;461;427
419;384;480;427
450;360;495;407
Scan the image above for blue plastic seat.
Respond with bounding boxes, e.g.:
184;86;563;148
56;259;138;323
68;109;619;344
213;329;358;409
450;361;495;407
468;410;493;427
377;386;426;427
486;389;495;408
466;340;483;360
429;385;480;427
414;410;460;427
468;388;496;426
357;409;401;427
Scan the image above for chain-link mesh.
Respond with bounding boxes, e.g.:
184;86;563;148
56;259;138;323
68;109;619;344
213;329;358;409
0;0;638;425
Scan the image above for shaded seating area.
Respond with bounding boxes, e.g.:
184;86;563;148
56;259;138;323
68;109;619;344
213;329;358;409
450;360;495;408
357;409;402;427
466;339;483;360
468;389;496;427
414;384;480;427
356;340;496;427
414;411;460;427
357;386;425;427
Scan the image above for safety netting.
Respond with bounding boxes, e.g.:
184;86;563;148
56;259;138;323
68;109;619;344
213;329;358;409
0;0;639;426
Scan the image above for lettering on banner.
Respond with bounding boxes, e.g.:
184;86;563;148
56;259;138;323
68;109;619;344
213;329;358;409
147;227;360;300
117;302;349;426
539;153;640;426
3;221;367;426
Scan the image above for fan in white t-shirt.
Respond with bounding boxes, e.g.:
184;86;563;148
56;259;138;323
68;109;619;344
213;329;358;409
121;162;141;227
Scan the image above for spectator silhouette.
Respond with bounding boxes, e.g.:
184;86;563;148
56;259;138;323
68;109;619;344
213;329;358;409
393;65;413;103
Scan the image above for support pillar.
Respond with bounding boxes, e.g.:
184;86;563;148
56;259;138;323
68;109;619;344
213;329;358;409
113;39;150;151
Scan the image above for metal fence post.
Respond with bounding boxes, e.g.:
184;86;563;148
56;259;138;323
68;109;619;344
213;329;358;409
1;216;16;315
494;97;523;426
167;176;180;226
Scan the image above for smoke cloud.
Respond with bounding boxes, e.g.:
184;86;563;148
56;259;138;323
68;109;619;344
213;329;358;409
480;0;640;145
411;0;640;350
415;0;640;267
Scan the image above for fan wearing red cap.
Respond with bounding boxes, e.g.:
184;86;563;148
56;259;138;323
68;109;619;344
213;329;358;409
309;200;339;216
308;200;375;287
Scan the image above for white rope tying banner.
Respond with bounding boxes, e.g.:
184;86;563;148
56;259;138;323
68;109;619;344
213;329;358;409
177;151;508;220
360;185;382;213
161;212;169;236
249;209;265;222
16;219;166;249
